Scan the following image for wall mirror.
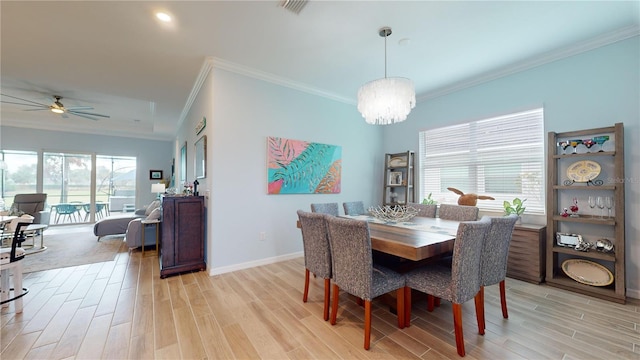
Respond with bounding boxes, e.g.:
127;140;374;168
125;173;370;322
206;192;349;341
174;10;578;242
180;142;187;185
195;135;207;179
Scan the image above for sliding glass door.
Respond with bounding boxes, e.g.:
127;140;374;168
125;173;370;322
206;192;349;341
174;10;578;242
43;152;92;224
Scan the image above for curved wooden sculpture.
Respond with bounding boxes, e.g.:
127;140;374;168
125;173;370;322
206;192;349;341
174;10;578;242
447;187;495;206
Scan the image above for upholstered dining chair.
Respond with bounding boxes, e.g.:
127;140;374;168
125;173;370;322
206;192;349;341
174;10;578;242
325;216;406;350
297;210;332;321
408;203;437;218
477;214;519;331
310;202;339;216
0;222;31;313
404;216;491;356
343;201;365;216
438;204;479;221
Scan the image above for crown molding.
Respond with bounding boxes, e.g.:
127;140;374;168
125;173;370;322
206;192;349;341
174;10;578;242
210;57;355;105
418;25;640;102
179;26;638;114
177;57;215;129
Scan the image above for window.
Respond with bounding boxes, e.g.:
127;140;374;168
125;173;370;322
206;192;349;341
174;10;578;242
0;150;38;210
419;108;545;215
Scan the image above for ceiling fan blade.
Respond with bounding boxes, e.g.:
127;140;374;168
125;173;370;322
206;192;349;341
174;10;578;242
23;108;51;111
0;93;50;107
1;100;49;109
68;110;110;118
66;106;94;111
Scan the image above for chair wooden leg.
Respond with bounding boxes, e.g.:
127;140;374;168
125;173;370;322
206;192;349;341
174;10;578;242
396;288;405;329
323;278;330;321
364;300;372;350
404;287;412;327
500;280;508;319
330;284;339;325
427;294;435;312
435;297;441;307
303;269;310;302
475;289;485;335
356;297;364;306
452;303;466;357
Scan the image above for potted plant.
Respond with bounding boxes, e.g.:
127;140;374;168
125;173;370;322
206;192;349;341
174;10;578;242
421;193;437;205
503;198;526;222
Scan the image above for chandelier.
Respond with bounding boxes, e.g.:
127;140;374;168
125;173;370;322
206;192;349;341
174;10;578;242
357;27;416;125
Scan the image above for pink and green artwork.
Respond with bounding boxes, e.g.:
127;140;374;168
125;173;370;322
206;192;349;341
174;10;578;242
267;136;341;194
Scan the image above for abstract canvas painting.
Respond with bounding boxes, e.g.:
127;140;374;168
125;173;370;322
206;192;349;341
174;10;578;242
267;136;341;194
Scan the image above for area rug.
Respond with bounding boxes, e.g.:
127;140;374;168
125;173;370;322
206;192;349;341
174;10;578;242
22;224;127;273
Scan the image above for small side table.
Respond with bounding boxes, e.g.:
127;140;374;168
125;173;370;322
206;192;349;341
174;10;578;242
140;219;161;256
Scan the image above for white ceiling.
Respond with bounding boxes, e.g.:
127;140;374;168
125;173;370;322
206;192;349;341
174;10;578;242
1;1;638;140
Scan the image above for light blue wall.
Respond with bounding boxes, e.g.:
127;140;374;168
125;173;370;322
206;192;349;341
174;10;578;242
383;36;640;298
197;67;382;273
0;126;173;208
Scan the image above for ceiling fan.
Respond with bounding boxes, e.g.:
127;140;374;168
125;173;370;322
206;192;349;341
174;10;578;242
1;93;110;120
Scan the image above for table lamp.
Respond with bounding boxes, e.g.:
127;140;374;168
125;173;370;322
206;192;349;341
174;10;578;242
151;183;166;199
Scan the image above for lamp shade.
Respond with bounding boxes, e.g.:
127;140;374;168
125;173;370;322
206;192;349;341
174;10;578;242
151;183;166;193
357;77;416;125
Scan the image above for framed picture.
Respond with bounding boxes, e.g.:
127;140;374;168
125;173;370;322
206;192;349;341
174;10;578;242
149;170;163;180
195;135;207;179
389;171;402;185
180;142;187;185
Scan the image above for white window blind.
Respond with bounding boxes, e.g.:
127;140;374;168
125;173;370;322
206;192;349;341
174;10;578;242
418;108;545;215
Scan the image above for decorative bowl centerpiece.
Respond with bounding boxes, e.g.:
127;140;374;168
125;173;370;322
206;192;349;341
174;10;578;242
368;205;418;222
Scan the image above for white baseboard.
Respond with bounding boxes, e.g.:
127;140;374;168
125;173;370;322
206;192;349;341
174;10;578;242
208;251;303;276
626;287;640;300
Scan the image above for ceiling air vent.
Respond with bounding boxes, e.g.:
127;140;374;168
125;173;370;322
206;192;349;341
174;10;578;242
279;0;308;15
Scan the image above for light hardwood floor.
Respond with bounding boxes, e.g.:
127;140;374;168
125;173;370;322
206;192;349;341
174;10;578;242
2;247;639;359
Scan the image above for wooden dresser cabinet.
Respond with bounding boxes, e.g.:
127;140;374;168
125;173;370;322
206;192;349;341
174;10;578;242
507;224;546;284
160;196;206;278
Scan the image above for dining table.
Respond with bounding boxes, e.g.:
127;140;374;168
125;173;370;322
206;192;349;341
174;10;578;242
297;214;460;261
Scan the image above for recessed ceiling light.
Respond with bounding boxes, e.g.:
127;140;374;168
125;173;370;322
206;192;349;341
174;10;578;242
155;12;172;22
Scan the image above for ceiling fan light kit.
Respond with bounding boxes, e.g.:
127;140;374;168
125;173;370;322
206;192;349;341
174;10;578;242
357;26;416;125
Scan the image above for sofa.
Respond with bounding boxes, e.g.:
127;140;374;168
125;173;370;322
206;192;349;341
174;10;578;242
93;200;160;240
124;206;161;250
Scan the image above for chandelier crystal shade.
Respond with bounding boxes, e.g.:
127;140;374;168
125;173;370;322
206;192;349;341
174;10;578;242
357;27;416;125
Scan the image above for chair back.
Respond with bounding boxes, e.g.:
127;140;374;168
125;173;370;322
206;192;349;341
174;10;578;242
325;216;373;300
438;204;478;221
449;216;491;303
5;215;34;233
2;222;30;263
11;193;47;216
481;215;519;286
297;210;332;279
343;201;365;216
311;202;339;216
408;203;437;218
56;204;78;215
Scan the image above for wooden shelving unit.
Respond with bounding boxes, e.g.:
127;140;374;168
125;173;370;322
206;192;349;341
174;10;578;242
545;123;625;303
383;151;415;206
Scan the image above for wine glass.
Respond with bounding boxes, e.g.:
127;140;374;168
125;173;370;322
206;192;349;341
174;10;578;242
588;195;596;216
605;196;613;218
593;135;609;152
582;138;595;153
596;196;605;219
557;140;571;154
569;139;582;154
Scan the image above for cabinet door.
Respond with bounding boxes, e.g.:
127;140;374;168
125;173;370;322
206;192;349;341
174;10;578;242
173;197;204;265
